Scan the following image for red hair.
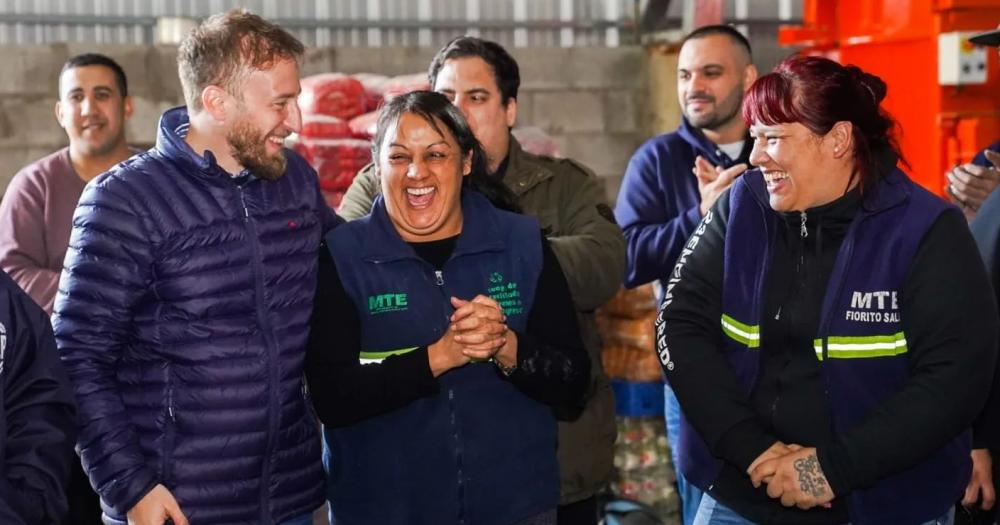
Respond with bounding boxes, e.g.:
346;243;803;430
742;55;905;191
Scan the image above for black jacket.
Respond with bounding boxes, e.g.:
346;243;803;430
0;269;77;524
661;186;996;524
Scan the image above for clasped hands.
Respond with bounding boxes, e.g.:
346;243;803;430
428;295;515;376
746;442;835;510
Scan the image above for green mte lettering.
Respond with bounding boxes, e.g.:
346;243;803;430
369;293;408;313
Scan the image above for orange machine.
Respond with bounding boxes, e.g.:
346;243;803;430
780;0;1000;196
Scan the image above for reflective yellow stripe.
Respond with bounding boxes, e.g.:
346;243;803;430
720;314;760;349
359;347;419;364
815;332;907;360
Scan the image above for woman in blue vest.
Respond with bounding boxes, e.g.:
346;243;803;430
657;55;998;525
304;91;590;525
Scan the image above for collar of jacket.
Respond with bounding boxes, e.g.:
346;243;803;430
677;117;753;167
502;136;556;195
360;190;507;263
743;151;910;217
155;105;258;184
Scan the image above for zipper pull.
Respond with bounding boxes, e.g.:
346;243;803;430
799;211;808;238
774;306;781;320
238;187;250;219
434;270;444;286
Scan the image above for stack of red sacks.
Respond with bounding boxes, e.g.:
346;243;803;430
346;73;387;139
346;72;431;140
294;72;432;210
294;73;372;210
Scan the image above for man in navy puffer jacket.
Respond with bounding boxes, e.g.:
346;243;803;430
53;9;340;525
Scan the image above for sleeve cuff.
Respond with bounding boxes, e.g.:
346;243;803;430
389;346;439;394
108;470;159;516
816;443;852;498
685;204;704;228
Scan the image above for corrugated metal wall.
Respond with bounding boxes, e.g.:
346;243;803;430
0;0;632;47
0;0;801;48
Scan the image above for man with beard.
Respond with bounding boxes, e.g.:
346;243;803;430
614;25;757;525
0;53;134;525
53;9;338;525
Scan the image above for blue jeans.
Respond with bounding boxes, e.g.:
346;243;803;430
693;494;955;525
278;513;314;525
666;383;704;525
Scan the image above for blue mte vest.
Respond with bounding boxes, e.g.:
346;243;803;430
324;191;559;525
677;169;968;525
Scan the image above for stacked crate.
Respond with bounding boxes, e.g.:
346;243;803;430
598;285;679;523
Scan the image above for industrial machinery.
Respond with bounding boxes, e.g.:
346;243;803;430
780;0;1000;195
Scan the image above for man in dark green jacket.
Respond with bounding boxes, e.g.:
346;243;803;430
339;36;625;525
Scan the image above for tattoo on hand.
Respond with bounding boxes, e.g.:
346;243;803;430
793;454;829;498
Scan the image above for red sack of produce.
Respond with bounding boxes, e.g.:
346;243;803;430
383;73;431;102
351;73;390;112
300;114;353;139
299;73;367;120
322;190;346;211
294;137;371;161
512;126;562;158
348;111;379;139
291;140;313;164
295;138;372;192
313;157;365;192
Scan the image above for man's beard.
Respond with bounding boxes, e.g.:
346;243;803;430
685;88;743;132
227;118;287;181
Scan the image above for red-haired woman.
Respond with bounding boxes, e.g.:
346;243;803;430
656;54;998;525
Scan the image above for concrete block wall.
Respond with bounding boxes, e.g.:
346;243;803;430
0;44;649;206
512;47;648;203
0;43;186;192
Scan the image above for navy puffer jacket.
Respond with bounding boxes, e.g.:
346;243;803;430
53;106;337;524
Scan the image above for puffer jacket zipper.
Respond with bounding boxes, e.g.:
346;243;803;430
239;183;280;523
